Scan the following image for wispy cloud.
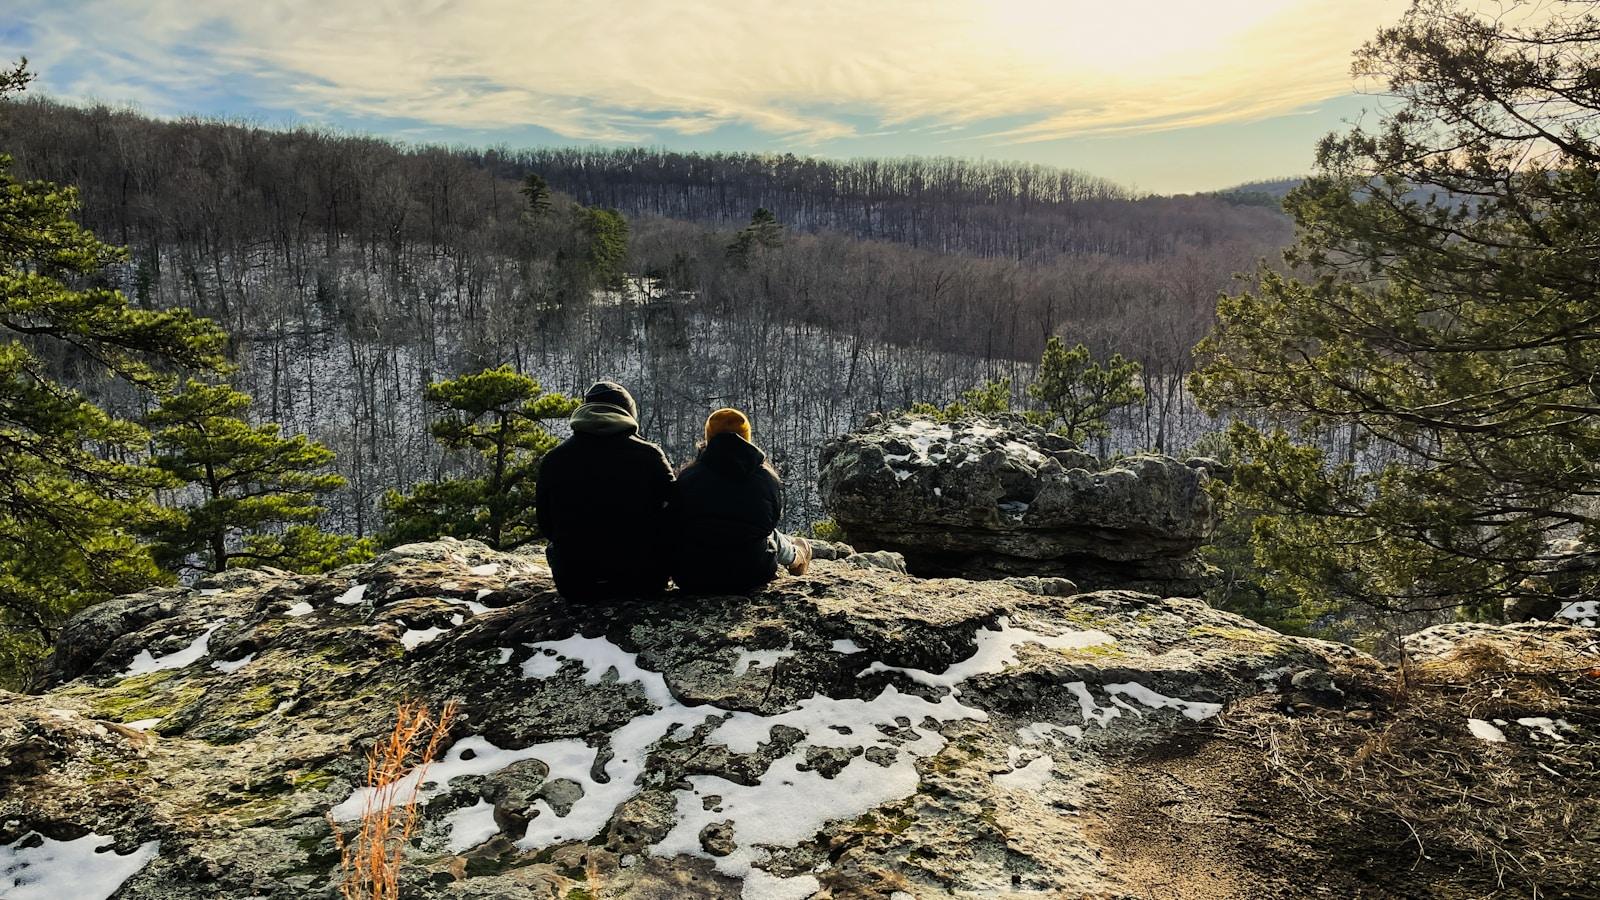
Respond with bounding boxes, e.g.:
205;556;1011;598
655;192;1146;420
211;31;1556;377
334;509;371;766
3;0;1400;146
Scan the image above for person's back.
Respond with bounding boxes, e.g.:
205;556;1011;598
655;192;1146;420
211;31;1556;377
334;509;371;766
536;382;672;601
671;409;809;594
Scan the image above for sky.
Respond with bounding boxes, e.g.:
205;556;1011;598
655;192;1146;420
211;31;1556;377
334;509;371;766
0;0;1406;194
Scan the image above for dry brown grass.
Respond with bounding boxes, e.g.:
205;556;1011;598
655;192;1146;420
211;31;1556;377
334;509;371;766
1223;637;1600;897
327;698;459;900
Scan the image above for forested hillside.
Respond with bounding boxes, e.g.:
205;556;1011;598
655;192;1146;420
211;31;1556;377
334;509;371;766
0;98;1291;538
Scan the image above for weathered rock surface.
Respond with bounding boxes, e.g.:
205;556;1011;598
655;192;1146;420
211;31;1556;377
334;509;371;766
1505;537;1600;625
819;414;1217;593
2;538;1338;899
5;539;1594;899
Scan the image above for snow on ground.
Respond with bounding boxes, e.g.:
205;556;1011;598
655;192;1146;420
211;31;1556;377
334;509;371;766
1558;600;1598;627
1104;682;1223;721
708;687;973;756
993;746;1054;791
443;800;499;853
0;832;160;900
1517;717;1574;741
733;648;796;675
329;620;1220;898
333;583;368;605
468;563;501;577
445;594;493;616
1468;718;1507;743
125;718;162;731
518;635;677;707
857;616;1115;689
210;652;255;674
739;867;822;900
328;735;551;821
1017;722;1083;745
122;623;222;677
654;749;919;894
285;601;315;618
829;639;864;654
399;626;448;651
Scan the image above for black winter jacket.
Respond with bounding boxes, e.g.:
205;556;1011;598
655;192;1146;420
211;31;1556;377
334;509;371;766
536;403;673;600
670;432;784;594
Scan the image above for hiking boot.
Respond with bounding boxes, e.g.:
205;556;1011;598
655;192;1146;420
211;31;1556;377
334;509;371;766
786;536;813;576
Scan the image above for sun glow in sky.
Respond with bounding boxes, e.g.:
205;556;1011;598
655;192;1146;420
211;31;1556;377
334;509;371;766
1;0;1404;193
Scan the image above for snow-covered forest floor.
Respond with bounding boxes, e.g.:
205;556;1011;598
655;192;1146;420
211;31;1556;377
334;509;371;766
217;268;1225;533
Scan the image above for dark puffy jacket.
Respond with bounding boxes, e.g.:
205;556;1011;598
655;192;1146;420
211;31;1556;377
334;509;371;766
670;432;783;594
536;403;673;600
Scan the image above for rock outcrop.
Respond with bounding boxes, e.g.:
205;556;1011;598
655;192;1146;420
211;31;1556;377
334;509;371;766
1505;537;1600;625
819;414;1217;593
4;539;1595;899
0;539;1327;899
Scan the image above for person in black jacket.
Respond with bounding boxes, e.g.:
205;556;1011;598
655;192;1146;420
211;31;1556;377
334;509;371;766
671;408;811;594
536;381;673;600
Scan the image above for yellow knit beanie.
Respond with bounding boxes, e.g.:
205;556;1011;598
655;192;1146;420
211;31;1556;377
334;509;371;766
705;407;752;443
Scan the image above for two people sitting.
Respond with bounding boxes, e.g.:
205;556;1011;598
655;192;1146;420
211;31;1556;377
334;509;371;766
535;381;812;601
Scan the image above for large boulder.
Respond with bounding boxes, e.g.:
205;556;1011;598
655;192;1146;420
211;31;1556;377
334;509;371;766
818;413;1217;592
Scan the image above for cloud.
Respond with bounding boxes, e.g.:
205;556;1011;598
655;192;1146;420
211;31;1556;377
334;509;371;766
3;0;1401;145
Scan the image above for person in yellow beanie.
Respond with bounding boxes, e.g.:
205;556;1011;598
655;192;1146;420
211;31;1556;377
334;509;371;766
669;407;811;593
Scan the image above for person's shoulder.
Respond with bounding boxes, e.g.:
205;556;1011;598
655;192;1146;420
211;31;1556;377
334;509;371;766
542;434;583;462
626;435;674;464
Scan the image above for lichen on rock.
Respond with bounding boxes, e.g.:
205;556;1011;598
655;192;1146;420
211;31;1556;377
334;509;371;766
6;530;1595;898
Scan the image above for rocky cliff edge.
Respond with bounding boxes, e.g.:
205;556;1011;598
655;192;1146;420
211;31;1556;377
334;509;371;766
2;539;1597;899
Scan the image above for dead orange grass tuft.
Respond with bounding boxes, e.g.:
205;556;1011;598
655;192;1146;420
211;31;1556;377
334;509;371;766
327;698;459;900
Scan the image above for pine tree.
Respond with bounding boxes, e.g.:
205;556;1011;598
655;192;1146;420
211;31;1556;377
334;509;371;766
520;173;552;215
147;382;361;573
381;366;578;550
1191;1;1600;616
725;207;784;267
582;208;630;292
0;61;227;683
1027;337;1144;444
909;377;1013;421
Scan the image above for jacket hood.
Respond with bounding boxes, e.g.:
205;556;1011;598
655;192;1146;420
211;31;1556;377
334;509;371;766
583;381;638;419
699;431;766;476
570;402;639;437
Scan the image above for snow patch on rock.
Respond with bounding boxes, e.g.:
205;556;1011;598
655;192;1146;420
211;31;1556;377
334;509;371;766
857;616;1115;689
733;648;796;676
0;832;160;900
993;746;1054;791
210;652;255;674
399;626;448;651
329;621;1217;896
443;800;500;853
122;622;221;677
1558;600;1598;627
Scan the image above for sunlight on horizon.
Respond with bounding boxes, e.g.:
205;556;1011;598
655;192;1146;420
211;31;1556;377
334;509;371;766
2;0;1405;191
